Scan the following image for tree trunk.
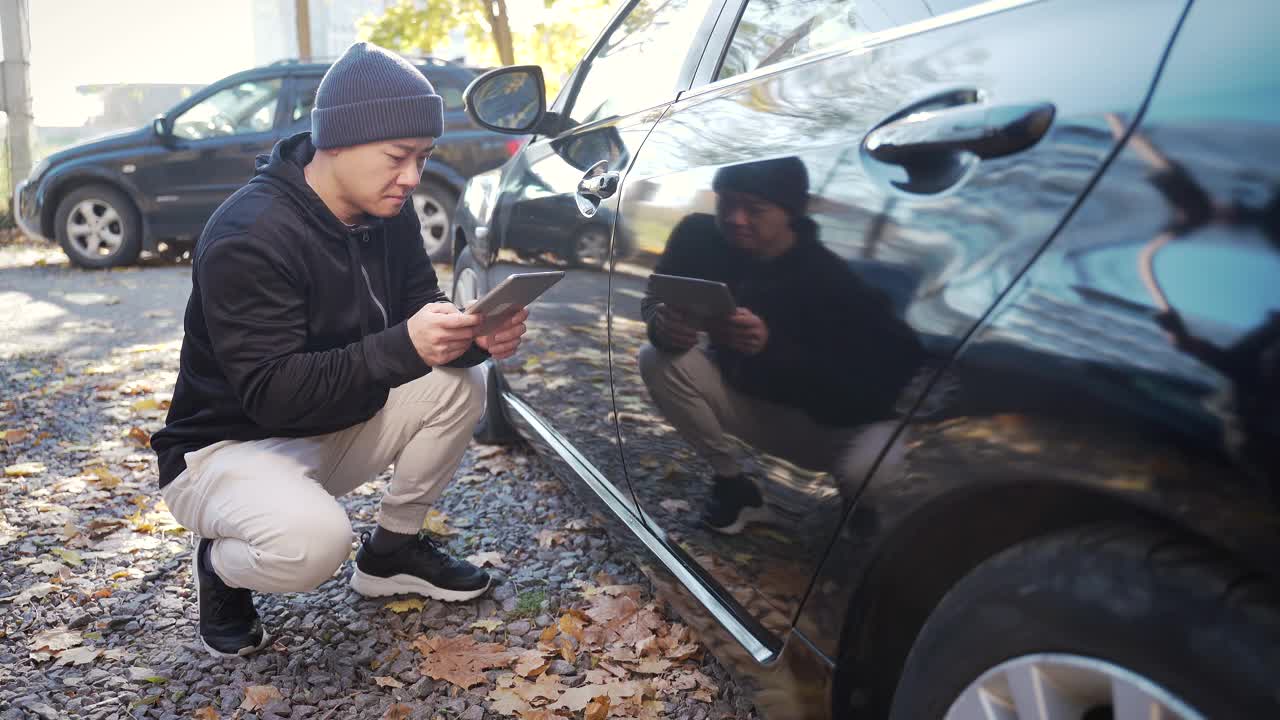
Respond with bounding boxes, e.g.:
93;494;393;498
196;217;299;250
482;0;515;66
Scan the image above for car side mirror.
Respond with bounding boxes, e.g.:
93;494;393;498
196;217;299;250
464;65;559;136
152;116;174;144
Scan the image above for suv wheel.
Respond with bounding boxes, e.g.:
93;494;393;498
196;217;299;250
414;180;455;263
55;184;142;269
451;245;519;445
888;525;1280;719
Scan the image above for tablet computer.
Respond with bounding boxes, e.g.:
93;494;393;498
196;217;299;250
648;273;736;322
464;271;565;334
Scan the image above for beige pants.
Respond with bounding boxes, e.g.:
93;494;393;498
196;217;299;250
161;365;485;594
638;344;898;484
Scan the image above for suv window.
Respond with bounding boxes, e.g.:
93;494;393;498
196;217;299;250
568;0;716;127
428;69;469;111
172;78;283;140
718;0;978;81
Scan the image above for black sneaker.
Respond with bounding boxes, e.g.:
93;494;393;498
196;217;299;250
192;537;268;658
703;475;771;535
350;531;491;602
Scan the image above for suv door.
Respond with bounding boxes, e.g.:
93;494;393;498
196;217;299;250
475;0;723;515
607;0;1190;653
143;76;287;237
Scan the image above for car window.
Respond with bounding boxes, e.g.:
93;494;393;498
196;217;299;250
424;69;469;111
172;78;283;141
288;75;324;131
717;0;979;81
568;0;717;127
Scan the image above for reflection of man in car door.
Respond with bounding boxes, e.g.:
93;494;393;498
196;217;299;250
151;43;529;659
639;157;923;533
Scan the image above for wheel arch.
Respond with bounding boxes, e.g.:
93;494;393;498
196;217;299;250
831;481;1232;719
42;170;149;247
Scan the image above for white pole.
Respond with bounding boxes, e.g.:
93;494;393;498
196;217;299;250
0;0;32;196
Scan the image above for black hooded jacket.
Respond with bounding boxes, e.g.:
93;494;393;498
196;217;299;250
151;132;486;488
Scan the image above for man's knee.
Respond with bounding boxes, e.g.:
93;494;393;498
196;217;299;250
639;343;700;392
269;505;353;591
447;365;486;426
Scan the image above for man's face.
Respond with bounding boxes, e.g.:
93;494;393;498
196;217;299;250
715;190;793;258
331;138;435;219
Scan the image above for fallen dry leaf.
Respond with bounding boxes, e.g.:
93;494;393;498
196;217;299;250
12;582;57;604
421;508;457;536
126;427;151;447
471;619;503;632
513;649;553;678
382;704;413;720
4;461;46;477
535;530;567;548
192;707;220;720
487;686;529;716
240;684;283;711
465;550;508;569
584;694;611;720
373;676;404;688
29;627;83;662
563;518;591;531
384;598;425;613
659;499;691;513
51;547;83;567
54;646;101;667
415;634;519;690
558;613;585;643
84;465;121;489
2;429;28;443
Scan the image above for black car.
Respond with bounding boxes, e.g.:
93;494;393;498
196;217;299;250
14;57;521;268
452;0;1280;718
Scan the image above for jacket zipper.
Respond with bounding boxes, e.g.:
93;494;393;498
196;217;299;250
357;234;389;330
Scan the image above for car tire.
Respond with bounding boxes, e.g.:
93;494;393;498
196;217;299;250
414;180;456;263
566;225;611;268
888;524;1280;719
451;245;519;445
55;184;142;269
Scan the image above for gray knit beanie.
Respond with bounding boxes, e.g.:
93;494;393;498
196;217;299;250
311;42;444;149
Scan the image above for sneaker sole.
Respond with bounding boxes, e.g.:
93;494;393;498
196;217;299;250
707;504;773;536
349;568;491;602
192;539;270;659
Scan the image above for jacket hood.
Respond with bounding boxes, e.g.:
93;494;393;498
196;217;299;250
252;131;383;240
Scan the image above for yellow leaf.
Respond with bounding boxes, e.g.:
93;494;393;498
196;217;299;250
471;619;503;632
585;695;611;720
51;548;83;567
421;508;457;536
4;462;46;477
464;551;507;569
84;465;121;489
129;397;165;413
126;427;150;447
385;598;425;614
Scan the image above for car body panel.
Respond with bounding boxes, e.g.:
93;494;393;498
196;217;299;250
606;0;1189;671
806;2;1280;717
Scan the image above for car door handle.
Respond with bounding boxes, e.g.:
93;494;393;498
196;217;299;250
864;102;1055;166
575;159;621;218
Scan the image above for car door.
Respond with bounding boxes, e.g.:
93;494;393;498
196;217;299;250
475;0;723;515
608;0;1190;652
144;75;287;236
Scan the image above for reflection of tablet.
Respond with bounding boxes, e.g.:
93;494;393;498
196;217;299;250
649;273;736;321
465;271;565;334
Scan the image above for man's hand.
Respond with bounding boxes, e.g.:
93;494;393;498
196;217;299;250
713;308;768;355
653;303;698;351
407;302;482;366
475;308;529;360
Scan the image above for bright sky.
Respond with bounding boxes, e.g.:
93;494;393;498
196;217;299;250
29;0;257;126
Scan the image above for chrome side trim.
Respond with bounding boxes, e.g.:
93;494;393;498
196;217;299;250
502;391;776;664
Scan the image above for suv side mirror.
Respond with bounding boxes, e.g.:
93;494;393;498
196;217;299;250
464;65;558;136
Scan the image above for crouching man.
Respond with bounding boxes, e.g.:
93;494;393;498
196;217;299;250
150;42;527;658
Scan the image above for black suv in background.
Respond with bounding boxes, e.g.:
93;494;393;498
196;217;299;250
14;57;519;268
453;0;1280;718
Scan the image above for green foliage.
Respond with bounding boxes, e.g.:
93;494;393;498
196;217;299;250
358;0;615;99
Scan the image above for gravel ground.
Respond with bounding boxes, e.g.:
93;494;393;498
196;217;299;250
0;237;757;720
